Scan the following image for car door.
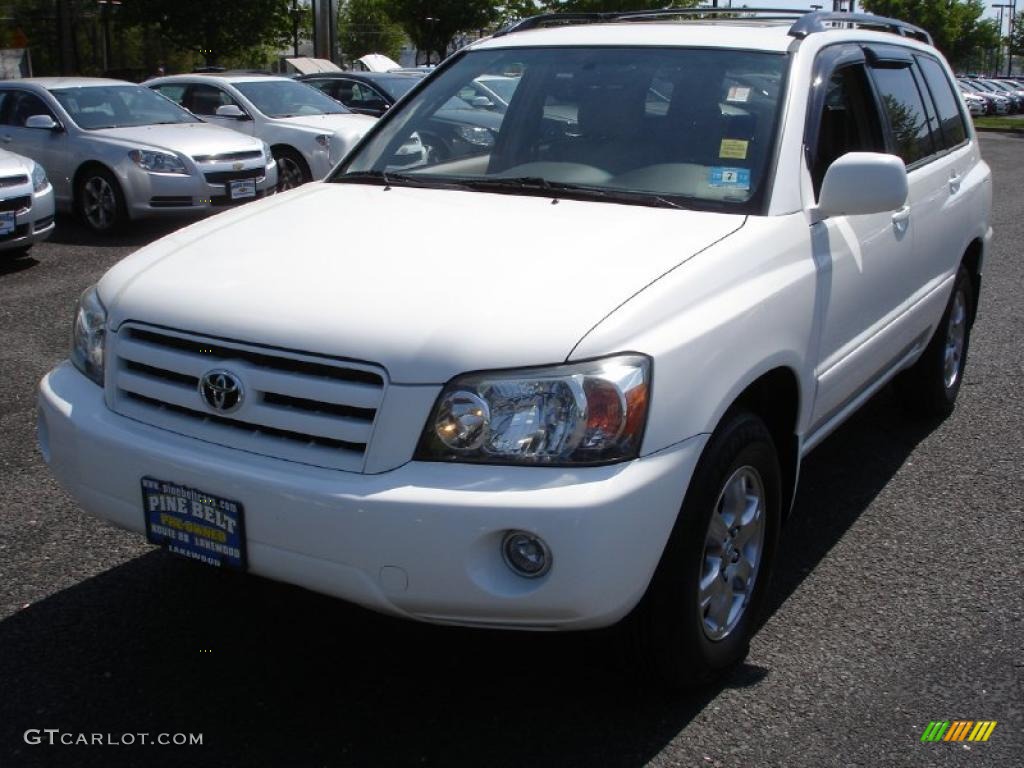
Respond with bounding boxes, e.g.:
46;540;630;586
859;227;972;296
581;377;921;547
805;51;919;431
0;89;74;204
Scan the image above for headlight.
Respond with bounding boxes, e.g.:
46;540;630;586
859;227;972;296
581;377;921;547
128;149;188;174
455;125;495;147
262;141;274;164
31;162;49;192
315;134;332;150
416;355;651;466
71;285;106;386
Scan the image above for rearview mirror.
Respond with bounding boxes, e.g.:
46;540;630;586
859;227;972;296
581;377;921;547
215;104;248;119
813;152;908;222
25;114;60;131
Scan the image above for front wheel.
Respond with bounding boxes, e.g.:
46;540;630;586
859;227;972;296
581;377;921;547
273;147;311;192
631;410;782;688
896;266;974;418
76;167;126;234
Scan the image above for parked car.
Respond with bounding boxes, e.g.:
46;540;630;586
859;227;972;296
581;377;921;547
960;90;988;116
146;74;377;191
39;10;991;686
298;71;424;117
960;78;1013;114
0;78;277;233
957;82;995;115
984;78;1024;107
0;146;54;255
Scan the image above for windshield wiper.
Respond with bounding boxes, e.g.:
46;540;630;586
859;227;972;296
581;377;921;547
332;170;470;191
461;177;687;210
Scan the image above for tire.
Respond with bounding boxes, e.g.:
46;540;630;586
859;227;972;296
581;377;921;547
273;147;311;192
76;166;127;234
896;266;974;419
3;245;31;259
630;410;782;689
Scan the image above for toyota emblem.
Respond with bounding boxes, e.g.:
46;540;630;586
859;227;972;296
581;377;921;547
199;370;244;414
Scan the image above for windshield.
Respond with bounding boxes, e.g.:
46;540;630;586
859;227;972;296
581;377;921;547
52;85;199;129
378;76;422;99
234;80;349;118
333;47;787;213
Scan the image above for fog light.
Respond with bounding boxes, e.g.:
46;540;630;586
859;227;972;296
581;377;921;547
502;531;551;578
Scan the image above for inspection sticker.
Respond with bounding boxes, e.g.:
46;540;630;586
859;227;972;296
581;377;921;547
727;85;751;103
709;167;751;190
719;139;749;160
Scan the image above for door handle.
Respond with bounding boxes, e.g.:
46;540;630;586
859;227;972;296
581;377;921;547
949;172;963;194
891;205;911;224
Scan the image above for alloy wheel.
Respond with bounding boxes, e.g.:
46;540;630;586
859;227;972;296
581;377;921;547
277;156;306;192
943;288;968;390
699;466;766;641
82;176;117;231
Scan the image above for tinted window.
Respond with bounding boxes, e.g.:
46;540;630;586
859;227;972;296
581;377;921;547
187;84;237;116
152;84;187;105
0;91;55;126
871;66;934;165
811;65;885;196
917;57;967;147
52;85;198;129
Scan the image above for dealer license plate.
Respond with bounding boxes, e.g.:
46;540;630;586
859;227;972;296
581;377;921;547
228;179;256;200
0;211;14;236
142;477;246;570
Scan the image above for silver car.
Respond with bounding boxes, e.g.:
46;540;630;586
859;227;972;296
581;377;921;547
0;78;278;233
0;146;55;255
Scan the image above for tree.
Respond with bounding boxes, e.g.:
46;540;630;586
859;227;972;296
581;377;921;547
1009;11;1024;66
385;0;498;64
338;0;407;62
861;0;1000;70
542;0;689;11
122;0;295;66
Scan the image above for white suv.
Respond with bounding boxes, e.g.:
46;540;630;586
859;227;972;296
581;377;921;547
38;11;991;686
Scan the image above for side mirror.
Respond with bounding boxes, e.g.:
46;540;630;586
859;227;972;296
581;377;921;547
471;95;494;109
25;114;60;131
215;104;248;119
813;152;908;222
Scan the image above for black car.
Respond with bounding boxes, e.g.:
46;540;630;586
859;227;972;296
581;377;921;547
300;71;507;164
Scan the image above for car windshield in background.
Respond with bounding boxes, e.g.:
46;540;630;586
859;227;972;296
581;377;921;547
376;76;422;100
52;85;199;129
334;47;787;213
234;80;349;118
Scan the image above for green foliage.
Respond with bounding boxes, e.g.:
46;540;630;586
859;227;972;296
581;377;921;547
542;0;692;11
861;0;1000;69
384;0;498;64
122;0;296;66
338;0;407;62
1009;11;1024;57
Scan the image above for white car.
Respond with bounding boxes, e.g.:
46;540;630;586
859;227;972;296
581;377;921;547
39;10;991;685
0;146;55;254
146;74;377;190
960;90;987;117
0;78;277;233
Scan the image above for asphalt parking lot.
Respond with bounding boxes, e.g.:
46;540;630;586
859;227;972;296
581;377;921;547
1;134;1022;768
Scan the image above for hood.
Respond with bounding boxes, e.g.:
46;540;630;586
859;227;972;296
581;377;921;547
275;113;377;137
101;183;745;384
0;148;34;175
91;122;262;158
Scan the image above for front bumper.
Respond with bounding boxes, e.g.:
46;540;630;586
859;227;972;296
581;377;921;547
116;160;278;220
39;363;705;630
0;183;55;252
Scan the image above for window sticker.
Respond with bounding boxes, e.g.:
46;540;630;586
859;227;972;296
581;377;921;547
726;85;751;103
719;138;749;160
709;167;751;190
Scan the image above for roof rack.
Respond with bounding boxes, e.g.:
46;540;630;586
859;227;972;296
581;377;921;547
494;8;933;46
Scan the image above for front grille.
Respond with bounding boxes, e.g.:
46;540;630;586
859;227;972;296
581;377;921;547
150;196;194;208
0;175;29;189
204;168;265;184
193;150;263;164
0;195;30;213
110;325;387;472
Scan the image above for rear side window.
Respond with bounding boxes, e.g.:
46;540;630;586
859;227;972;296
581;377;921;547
917;57;968;148
871;66;934;165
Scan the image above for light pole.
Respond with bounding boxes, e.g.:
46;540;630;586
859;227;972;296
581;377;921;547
96;0;121;74
995;3;1012;76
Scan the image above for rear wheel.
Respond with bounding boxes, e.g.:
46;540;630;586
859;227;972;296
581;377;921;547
273;147;311;192
631;410;782;688
896;266;974;418
77;167;126;233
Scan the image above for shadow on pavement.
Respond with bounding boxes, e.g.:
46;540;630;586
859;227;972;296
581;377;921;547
0;253;40;277
0;388;940;768
47;214;189;249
